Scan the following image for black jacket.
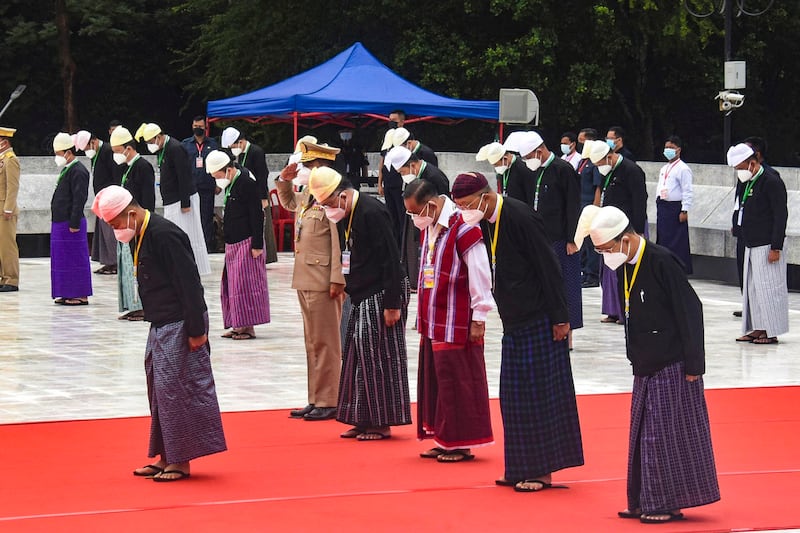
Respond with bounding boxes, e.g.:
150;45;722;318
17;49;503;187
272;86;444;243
137;213;207;336
616;241;705;376
121;155;156;211
600;157;648;234
91;141;122;194
419;162;450;197
51;160;89;228
222;168;264;248
157;136;196;208
732;165;787;250
239;142;269;201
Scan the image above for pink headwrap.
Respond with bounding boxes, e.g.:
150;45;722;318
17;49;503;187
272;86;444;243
92;185;133;222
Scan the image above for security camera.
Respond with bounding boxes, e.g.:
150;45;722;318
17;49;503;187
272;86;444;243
716;90;745;112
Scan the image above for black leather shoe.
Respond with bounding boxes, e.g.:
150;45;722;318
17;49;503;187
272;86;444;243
289;404;314;418
0;284;19;292
304;407;337;421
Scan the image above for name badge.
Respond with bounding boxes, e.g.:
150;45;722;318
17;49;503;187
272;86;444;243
659;188;668;200
341;250;351;275
196;156;204;169
423;264;435;289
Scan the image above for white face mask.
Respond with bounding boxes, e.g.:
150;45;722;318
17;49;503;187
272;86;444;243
231;147;243;157
113;152;127;166
494;165;508;175
294;165;311;186
600;239;629;270
560;144;571;156
54;155;67;168
401;172;416;184
85;149;97;159
215;178;231;190
597;164;613;176
525;157;542;171
737;165;754;183
113;212;137;243
147;142;160;154
410;202;435;231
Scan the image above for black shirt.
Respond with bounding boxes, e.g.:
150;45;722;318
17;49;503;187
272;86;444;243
137;213;207;337
157;136;196;208
381;148;403;190
337;193;404;307
578;158;601;208
239;142;269;201
121;155;156;211
222;168;264;248
482;197;569;332
415;143;438;167
502;157;536;198
600;157;648;234
91;141;122;195
51;159;89;228
616;241;705;376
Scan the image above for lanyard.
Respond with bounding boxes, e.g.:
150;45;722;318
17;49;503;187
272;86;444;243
156;136;169;167
195;141;204;155
240;143;250;167
501;155;516;193
90;150;99;172
600;156;623;206
121;155;140;186
533;153;556;211
623;238;646;319
490;195;504;274
661;160;680;187
133;210;152;277
740;167;765;207
223;170;241;206
344;191;360;249
576;158;588;174
55;159;78;188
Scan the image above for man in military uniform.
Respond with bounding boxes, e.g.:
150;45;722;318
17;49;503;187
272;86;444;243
0;126;19;292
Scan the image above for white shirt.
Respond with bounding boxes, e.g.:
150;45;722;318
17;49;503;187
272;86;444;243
426;196;495;321
561;151;581;170
656;158;693;211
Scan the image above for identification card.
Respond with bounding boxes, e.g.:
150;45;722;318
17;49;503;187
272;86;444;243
341;250;351;275
423;264;435;289
659;188;668;200
196;156;204;169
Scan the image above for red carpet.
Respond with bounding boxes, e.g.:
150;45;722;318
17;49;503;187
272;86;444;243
1;387;799;532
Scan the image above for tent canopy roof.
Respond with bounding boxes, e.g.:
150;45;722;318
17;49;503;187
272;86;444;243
206;42;499;123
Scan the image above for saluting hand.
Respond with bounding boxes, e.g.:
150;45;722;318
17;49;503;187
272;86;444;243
188;334;208;351
280;163;299;182
384;308;401;327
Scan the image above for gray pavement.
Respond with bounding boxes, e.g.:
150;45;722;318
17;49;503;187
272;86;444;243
1;253;799;424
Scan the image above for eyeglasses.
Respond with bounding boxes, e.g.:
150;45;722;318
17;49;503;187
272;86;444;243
454;194;485;211
405;202;433;218
594;240;621;254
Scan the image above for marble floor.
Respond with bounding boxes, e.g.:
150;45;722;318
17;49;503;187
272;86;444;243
1;253;799;424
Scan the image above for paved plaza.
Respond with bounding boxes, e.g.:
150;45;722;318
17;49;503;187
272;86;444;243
1;253;799;424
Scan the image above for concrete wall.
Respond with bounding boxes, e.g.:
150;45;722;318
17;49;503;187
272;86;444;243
13;154;800;264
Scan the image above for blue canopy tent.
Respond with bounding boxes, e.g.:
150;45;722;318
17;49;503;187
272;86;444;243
206;42;499;141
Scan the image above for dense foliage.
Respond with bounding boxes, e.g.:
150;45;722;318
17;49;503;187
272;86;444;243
2;0;797;165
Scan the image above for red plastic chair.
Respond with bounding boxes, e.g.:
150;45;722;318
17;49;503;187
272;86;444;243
269;188;295;252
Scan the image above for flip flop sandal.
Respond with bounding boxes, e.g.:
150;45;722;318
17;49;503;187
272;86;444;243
420;447;446;459
495;478;518;487
356;431;391;441
133;464;164;477
618;509;642;519
639;512;684;524
752;336;778;345
221;330;237;338
62;299;89;306
126;314;145;321
513;480;569;492
232;332;256;340
736;333;761;342
600;316;618;323
436;450;475;463
340;427;365;438
54;298;66;305
152;470;190;482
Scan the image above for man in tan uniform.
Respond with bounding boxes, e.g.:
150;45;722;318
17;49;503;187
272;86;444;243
0;126;19;292
276;139;345;421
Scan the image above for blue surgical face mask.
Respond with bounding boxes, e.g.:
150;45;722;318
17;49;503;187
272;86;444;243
560;144;571;156
663;148;677;160
606;138;616;150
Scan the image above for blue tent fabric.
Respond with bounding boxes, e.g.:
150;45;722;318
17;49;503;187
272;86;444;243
207;42;498;121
